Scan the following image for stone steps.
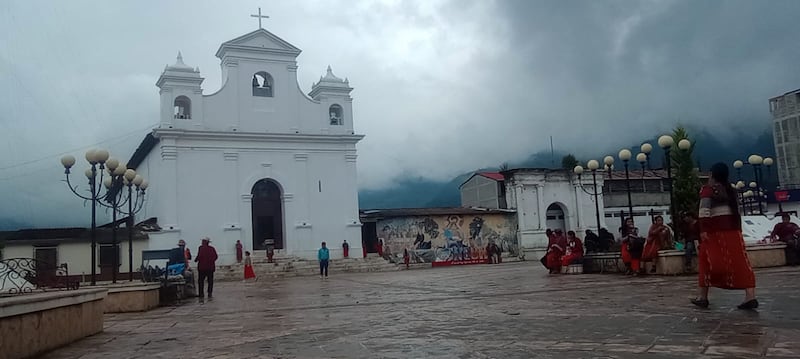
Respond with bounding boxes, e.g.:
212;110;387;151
215;257;399;281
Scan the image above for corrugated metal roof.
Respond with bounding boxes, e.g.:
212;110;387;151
479;172;505;181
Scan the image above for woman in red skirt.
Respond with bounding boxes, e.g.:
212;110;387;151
692;162;757;310
243;251;257;281
642;215;672;273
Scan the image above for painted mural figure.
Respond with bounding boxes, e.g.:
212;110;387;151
414;233;431;249
469;217;485;246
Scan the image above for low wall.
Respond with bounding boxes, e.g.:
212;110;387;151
0;289;107;359
103;283;161;313
585;243;788;275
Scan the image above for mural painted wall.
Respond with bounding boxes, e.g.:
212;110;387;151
375;213;518;263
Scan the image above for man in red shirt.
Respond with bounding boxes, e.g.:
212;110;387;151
195;237;218;298
772;213;800;265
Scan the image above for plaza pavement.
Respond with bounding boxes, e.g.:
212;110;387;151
43;263;800;359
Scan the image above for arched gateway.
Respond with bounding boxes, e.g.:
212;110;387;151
251;179;284;250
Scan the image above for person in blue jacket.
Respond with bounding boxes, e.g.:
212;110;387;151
318;242;330;278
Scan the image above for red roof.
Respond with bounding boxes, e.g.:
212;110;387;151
478;172;505;181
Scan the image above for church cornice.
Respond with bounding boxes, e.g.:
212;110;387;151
152;128;365;144
215;29;302;59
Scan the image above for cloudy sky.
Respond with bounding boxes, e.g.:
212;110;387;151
2;0;800;228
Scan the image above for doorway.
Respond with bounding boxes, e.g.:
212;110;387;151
545;203;567;232
251;179;284;250
33;247;58;279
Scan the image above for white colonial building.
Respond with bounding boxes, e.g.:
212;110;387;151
460;169;605;258
129;27;364;263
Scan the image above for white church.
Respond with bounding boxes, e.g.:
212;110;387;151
129;25;364;263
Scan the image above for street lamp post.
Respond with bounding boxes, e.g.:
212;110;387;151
640;143;653;170
573;160;602;231
618;149;633;218
103;159;128;284
104;166;148;282
637;152;647;190
61;150;148;285
658;135;675;220
60;149;111;286
117;171;147;281
748;155;764;215
735;180;746;213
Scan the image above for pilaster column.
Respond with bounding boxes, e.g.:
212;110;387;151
160;139;179;230
573;183;583;230
536;184;546;229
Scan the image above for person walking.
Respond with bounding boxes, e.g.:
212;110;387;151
235;240;243;263
195;237;218;298
318;242;330;278
342;240;350;258
692;163;758;310
243;251;256;281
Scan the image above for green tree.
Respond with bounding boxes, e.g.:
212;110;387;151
561;154;579;171
670;126;700;237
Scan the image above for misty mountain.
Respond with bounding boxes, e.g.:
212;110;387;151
358;126;778;209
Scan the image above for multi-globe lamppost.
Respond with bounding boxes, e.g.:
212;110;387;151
573;160;602;231
60;149;148;285
599;135;690;225
112;174;148;281
102;165;148;282
733;155;773;215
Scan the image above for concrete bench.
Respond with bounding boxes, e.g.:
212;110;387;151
649;243;788;275
583;252;624;273
563;264;584;275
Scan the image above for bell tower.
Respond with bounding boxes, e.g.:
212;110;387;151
156;52;204;128
310;66;354;132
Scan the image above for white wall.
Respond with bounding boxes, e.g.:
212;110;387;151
505;170;604;255
3;240;148;280
460;175;500;208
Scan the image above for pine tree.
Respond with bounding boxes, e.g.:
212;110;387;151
561;154;579;171
670;126;700;238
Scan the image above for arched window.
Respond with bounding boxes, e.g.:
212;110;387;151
173;96;191;119
252;71;273;97
329;104;343;125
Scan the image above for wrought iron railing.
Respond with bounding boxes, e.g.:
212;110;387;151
0;258;80;295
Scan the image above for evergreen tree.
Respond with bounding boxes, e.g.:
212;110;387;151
670;126;700;237
561;154;579;171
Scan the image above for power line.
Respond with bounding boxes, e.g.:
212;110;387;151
0;123;157;171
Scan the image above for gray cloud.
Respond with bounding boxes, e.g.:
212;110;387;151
1;0;798;228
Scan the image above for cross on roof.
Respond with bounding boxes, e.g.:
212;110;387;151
250;7;269;29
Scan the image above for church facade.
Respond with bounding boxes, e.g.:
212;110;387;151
129;28;363;263
460;169;605;258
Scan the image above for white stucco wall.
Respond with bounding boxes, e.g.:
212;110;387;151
460;175;501;208
504;169;604;257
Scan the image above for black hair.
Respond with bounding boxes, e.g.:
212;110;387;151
710;162;740;217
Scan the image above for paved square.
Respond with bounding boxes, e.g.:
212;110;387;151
43;264;800;358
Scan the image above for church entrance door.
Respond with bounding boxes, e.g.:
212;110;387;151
251;179;284;250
